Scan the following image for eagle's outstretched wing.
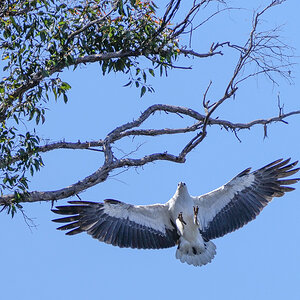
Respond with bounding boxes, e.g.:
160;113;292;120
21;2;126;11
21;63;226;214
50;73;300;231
193;158;299;240
52;199;179;249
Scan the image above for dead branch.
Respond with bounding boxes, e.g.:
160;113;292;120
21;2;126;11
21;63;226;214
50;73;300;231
179;48;223;58
1;103;299;169
0;140;105;168
0;103;299;206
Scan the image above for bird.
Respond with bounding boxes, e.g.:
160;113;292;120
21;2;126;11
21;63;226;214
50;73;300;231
52;158;299;267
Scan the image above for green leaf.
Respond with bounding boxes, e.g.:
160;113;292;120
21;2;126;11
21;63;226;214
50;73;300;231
123;80;132;87
140;86;146;98
61;82;71;90
149;69;155;77
143;71;147;82
40;31;46;42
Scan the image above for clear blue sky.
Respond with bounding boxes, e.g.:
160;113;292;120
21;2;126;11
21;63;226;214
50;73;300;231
1;1;300;300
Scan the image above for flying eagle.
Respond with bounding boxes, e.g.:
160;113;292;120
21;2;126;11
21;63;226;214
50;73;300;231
52;158;299;267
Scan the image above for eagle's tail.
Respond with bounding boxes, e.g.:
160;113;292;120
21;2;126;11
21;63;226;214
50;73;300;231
175;239;216;267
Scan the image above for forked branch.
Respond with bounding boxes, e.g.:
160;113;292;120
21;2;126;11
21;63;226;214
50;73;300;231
0;103;299;205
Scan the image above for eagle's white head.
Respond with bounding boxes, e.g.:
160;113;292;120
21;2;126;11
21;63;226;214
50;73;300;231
175;182;190;198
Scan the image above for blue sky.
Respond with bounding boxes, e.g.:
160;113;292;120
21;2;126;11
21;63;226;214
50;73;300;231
1;1;300;299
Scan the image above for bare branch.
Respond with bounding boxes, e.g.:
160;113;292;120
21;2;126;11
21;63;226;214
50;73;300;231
2;104;299;169
225;1;292;92
0;140;105;168
38;140;105;152
179;48;223;58
203;81;213;113
181;0;293;156
0;152;183;205
0;170;108;204
115;123;202;139
171;0;209;38
0;103;299;206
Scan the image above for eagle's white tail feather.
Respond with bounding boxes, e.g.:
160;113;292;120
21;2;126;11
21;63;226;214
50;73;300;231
175;240;216;267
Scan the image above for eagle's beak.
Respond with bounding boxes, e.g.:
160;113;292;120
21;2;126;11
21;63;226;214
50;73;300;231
178;182;186;189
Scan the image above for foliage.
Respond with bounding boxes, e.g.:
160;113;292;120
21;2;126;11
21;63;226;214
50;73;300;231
0;0;180;201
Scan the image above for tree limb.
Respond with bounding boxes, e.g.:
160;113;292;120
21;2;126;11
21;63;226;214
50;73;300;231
9;50;141;101
1;104;299;169
0;104;299;205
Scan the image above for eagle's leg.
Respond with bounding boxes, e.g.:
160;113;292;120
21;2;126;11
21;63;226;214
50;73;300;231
193;206;199;226
178;212;186;226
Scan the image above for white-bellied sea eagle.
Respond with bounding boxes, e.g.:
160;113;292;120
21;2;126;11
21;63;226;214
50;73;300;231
52;158;299;267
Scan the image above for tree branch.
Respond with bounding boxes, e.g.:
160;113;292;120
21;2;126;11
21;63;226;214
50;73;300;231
0;103;299;206
1;104;299;169
0;164;111;204
9;50;141;101
179;48;223;58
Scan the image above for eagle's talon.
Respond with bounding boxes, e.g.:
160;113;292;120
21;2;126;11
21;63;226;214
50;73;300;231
178;212;186;225
193;206;199;226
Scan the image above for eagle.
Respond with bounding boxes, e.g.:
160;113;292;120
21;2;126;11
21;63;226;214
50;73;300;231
52;158;299;267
